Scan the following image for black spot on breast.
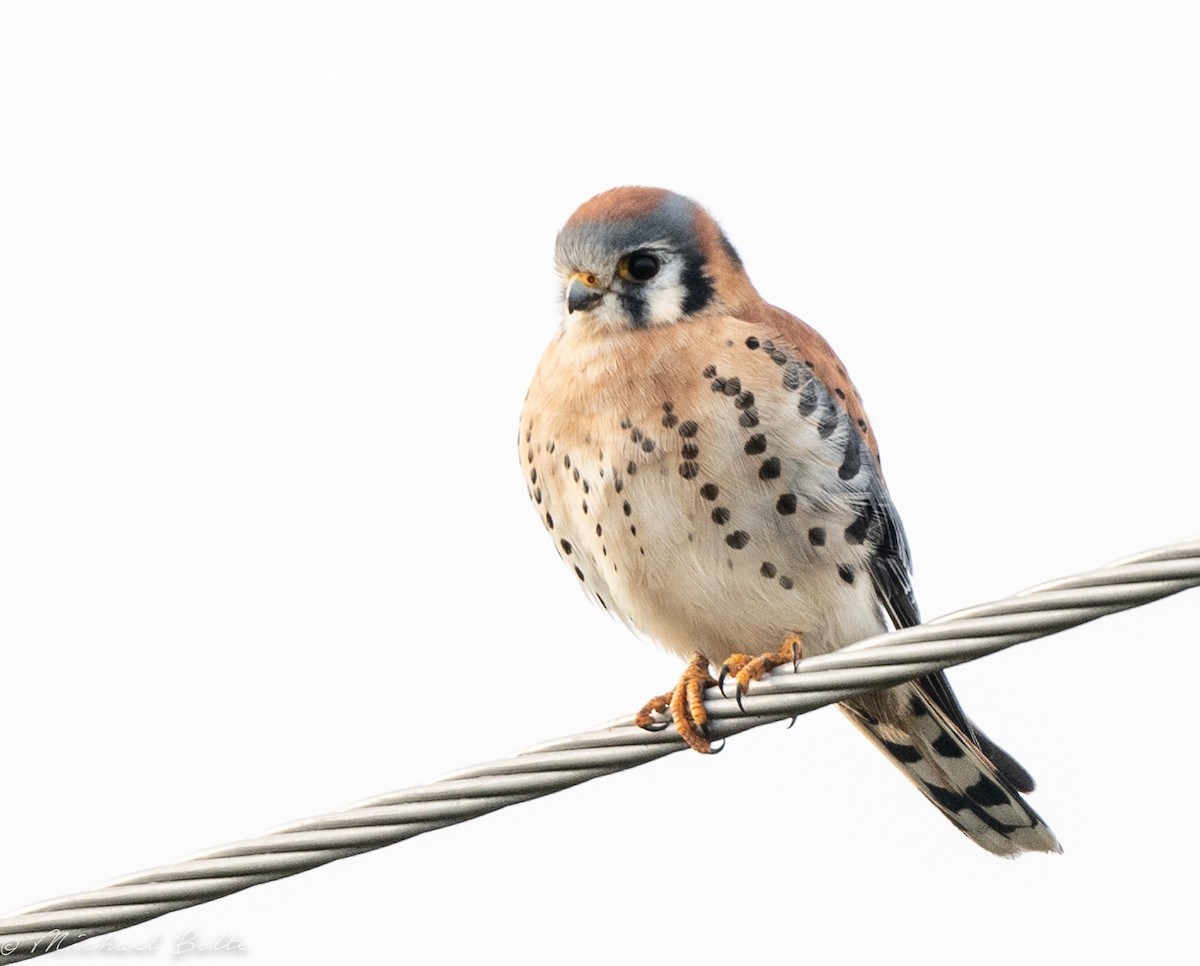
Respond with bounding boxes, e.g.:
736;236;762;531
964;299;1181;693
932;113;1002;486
662;413;679;429
534;488;542;503
641;438;655;453
560;539;572;554
679;461;699;479
734;391;755;409
744;434;767;455
725;530;750;549
581;500;588;514
678;420;699;438
630;525;637;536
808;527;826;546
776;493;797;515
818;401;839;438
759;457;781;480
681;442;699;459
702;365;717;378
778;575;794;590
530;468;537;483
596;523;602;536
711;377;727;393
839;438;862;481
835;388;846;399
844;503;874;545
614;478;624;493
620;417;632;430
745;336;760;350
768;349;787;365
712;507;731;525
739;410;759;428
623;501;632;516
760;562;777;578
563;454;571;469
627;461;637;475
630;428;643;443
797;380;819;417
663;401;674;412
837;565;855;584
700;483;719;500
546;512;554;529
573;467;580;482
574;566;586;581
722;377;741;396
782;363;803;391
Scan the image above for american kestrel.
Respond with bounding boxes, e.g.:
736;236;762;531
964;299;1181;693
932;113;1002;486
520;187;1059;856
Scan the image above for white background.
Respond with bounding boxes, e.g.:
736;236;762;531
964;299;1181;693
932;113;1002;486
2;3;1198;964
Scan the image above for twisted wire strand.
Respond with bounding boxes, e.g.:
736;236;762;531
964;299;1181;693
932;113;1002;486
2;538;1197;961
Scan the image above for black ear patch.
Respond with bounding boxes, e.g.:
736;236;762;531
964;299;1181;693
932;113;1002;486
680;247;716;315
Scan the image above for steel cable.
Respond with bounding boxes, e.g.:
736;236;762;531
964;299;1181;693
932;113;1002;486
2;538;1197;961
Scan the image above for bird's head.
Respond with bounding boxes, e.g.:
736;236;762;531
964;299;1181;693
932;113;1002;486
554;187;756;331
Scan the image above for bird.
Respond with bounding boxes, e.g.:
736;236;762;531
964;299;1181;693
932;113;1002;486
519;186;1059;857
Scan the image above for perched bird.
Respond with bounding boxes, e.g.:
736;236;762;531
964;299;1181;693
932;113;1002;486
520;187;1059;857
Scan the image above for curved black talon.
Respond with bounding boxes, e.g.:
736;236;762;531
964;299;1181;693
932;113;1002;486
709;737;726;754
735;684;747;712
718;667;730;697
643;719;670;732
791;642;801;671
786;715;798;729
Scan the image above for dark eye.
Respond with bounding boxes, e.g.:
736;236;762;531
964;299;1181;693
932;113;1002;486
621;251;660;282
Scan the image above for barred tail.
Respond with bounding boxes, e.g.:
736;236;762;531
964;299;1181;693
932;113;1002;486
841;684;1061;857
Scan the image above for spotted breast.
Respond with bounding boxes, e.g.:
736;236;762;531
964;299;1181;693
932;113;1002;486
520;187;1060;857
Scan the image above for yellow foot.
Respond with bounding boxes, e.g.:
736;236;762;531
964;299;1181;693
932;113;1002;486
719;633;804;710
634;652;719;754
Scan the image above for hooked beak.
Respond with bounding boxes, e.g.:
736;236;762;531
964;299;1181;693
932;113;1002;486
567;274;605;314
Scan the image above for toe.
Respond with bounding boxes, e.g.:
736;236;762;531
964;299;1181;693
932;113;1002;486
634;691;672;730
668;654;719;753
635;654;718;753
718;653;753;696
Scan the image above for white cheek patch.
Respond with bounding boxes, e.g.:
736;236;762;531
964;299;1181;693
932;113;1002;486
642;258;689;327
557;255;698;331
